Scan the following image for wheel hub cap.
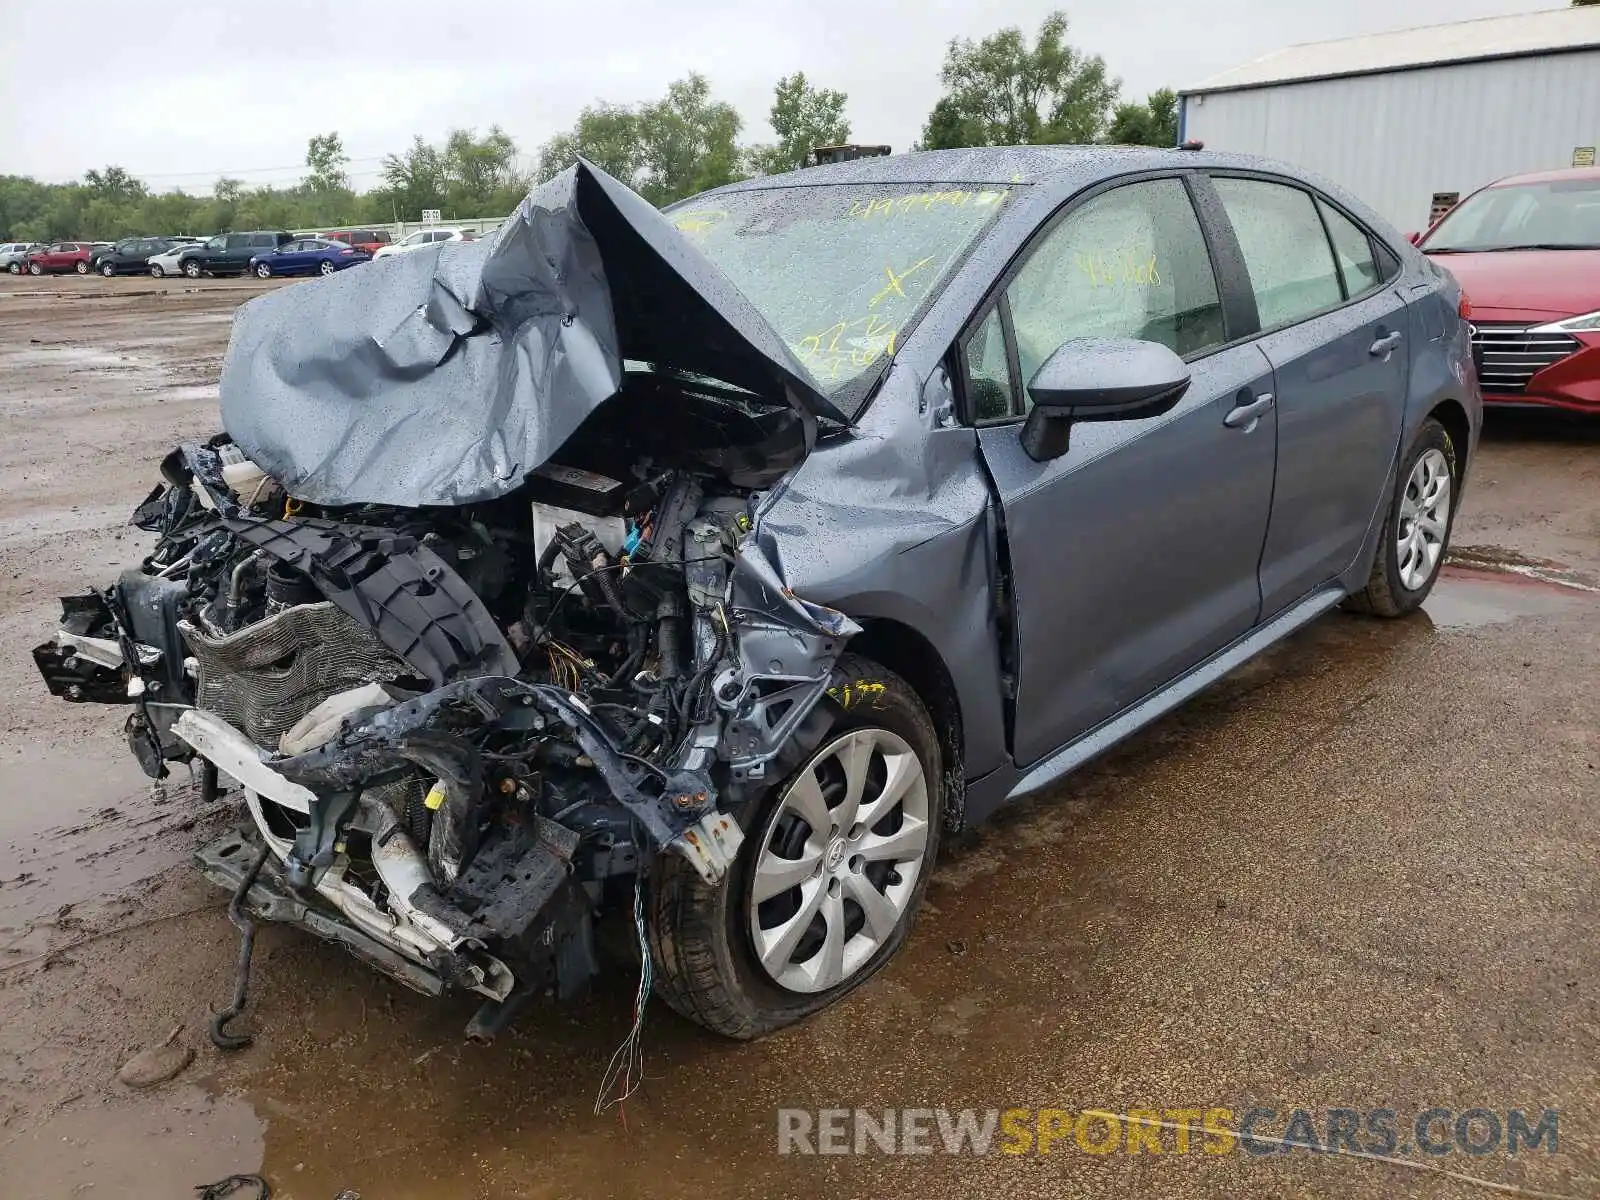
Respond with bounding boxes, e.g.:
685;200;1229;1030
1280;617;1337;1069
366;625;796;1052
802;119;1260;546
1397;447;1452;592
748;727;931;995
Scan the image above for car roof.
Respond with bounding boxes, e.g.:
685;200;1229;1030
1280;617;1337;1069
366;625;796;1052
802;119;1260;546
702;144;1296;193
1487;164;1600;188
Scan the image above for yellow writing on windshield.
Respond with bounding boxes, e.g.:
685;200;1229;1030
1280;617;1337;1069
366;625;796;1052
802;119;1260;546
869;256;936;308
671;210;728;237
847;189;1008;219
1076;248;1162;287
795;314;899;381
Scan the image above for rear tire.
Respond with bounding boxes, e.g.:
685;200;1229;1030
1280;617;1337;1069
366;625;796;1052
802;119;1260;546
7;262;20;274
76;260;90;274
255;262;271;278
319;260;336;276
1346;417;1457;617
647;654;944;1039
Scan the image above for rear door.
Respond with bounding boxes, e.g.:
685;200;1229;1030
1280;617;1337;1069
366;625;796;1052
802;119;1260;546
968;173;1279;765
1208;175;1409;617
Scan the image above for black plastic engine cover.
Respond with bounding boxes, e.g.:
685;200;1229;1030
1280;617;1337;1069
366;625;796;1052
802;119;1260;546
224;516;519;687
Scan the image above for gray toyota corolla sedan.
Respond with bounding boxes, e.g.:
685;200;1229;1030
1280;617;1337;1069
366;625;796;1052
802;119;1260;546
34;146;1479;1045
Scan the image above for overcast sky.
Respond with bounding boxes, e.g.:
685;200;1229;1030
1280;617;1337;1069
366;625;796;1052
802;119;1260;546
0;0;1551;190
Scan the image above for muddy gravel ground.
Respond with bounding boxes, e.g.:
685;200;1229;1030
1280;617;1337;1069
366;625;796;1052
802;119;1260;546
0;276;1596;1200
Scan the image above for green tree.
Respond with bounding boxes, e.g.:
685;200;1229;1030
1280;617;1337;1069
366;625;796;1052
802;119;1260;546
634;74;744;204
442;126;526;213
305;132;350;192
377;136;447;218
1106;87;1178;147
537;103;643;184
746;72;851;175
83;166;147;207
920;11;1120;149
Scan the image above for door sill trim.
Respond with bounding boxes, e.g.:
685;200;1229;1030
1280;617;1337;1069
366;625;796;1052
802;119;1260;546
1004;585;1347;804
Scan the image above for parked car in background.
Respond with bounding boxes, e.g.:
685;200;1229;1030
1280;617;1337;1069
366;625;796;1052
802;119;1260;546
92;236;197;277
248;237;370;278
178;231;293;278
1419;165;1600;414
24;242;96;274
371;227;471;259
319;228;393;254
147;241;207;278
0;242;44;273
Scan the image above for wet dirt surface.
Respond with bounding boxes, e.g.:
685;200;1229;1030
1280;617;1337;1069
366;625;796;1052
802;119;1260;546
0;277;1596;1199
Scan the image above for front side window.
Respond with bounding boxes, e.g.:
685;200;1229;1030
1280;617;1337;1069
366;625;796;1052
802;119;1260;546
401;231;429;246
1213;177;1343;329
964;305;1015;422
1004;177;1225;393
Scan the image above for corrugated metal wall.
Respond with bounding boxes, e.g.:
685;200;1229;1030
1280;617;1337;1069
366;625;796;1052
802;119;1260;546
1182;51;1600;231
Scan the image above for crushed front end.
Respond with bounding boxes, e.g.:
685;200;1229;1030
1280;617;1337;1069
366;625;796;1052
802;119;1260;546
35;412;852;1035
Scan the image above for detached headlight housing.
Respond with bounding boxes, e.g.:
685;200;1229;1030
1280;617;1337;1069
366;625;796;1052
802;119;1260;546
1529;310;1600;334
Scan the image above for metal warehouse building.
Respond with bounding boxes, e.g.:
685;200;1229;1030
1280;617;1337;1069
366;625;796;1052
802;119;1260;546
1179;6;1600;231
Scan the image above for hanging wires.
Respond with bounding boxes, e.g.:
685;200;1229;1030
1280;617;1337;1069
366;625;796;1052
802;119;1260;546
594;870;653;1121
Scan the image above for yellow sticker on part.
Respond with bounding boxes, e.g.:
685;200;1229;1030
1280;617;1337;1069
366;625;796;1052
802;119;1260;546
424;785;446;811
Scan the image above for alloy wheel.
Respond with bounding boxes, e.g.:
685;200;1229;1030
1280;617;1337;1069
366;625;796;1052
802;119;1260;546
255;263;271;278
150;264;164;278
1397;447;1451;591
77;261;89;274
748;727;931;995
99;261;113;277
319;260;336;276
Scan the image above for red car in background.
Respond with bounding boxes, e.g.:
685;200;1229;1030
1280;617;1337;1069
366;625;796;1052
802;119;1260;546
25;241;97;275
1418;166;1600;414
319;228;393;255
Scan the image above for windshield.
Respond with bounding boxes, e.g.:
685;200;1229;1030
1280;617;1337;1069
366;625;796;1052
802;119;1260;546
667;182;1012;407
1424;178;1600;251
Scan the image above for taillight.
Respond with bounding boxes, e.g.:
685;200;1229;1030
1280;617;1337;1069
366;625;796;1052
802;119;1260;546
340;248;354;255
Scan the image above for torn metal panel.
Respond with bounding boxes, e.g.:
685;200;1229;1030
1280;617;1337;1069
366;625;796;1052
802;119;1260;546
221;160;847;509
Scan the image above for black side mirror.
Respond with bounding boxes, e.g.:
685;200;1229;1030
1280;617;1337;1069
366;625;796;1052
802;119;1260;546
1020;337;1191;462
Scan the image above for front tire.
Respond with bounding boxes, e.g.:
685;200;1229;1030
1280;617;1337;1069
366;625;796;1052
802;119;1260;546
1347;417;1457;617
150;264;164;278
7;262;20;274
98;260;113;277
183;260;202;279
648;655;944;1038
28;262;41;275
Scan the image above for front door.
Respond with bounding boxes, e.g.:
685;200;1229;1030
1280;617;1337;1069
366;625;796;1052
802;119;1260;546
967;175;1279;767
1209;177;1410;616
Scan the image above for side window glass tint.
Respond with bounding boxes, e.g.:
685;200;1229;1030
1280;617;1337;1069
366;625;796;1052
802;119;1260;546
1319;200;1381;297
1005;177;1225;391
964;306;1015;421
225;234;249;250
1213;178;1342;328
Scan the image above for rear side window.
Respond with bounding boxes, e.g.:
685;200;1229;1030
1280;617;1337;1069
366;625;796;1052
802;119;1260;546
225;234;250;250
1318;201;1381;298
249;233;276;248
1213;178;1343;329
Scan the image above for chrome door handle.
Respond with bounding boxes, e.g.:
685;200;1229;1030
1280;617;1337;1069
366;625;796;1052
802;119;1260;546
1370;331;1403;357
1223;393;1274;429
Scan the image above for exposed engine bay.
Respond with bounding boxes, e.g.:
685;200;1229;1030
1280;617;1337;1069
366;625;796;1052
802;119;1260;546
34;369;856;1039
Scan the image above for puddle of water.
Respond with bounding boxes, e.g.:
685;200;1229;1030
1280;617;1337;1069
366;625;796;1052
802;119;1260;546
0;1085;264;1200
1425;566;1590;629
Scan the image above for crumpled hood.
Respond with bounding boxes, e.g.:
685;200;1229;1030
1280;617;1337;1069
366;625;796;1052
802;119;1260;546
220;160;846;508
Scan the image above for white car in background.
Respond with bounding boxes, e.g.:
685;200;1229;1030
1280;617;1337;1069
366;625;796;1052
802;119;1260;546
371;228;471;260
147;240;207;278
